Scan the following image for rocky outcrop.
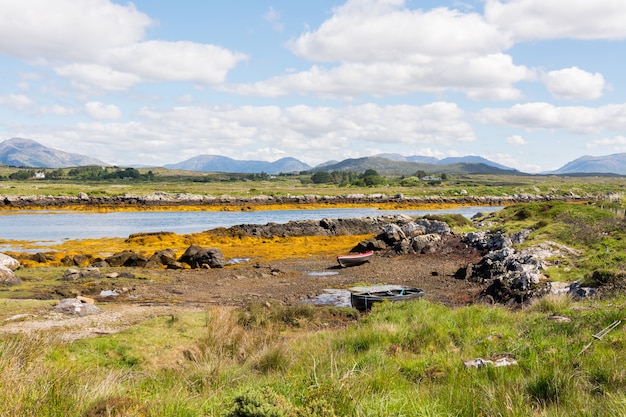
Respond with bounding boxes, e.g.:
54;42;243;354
351;216;452;255
230;215;418;238
178;245;225;269
455;230;590;305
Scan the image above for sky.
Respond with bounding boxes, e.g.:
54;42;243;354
1;0;626;173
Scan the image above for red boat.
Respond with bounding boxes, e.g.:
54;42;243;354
337;251;373;267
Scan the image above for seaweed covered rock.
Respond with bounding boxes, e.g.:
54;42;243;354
146;249;183;269
178;245;225;269
104;251;148;268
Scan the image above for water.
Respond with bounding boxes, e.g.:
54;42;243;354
0;206;500;248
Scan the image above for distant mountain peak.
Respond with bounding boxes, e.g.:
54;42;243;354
548;153;626;175
0;137;108;168
164;154;311;174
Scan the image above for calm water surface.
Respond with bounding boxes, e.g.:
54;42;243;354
0;206;500;249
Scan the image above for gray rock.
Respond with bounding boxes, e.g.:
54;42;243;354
61;267;101;281
54;298;101;317
0;265;20;286
0;253;20;271
382;223;406;244
178;245;225;269
410;233;442;254
146;249;179;269
414;218;451;235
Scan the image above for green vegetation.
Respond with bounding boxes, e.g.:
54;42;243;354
482;201;626;285
0;165;625;201
0;298;625;416
1;175;626;415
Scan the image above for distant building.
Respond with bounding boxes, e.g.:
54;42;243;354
35;171;45;179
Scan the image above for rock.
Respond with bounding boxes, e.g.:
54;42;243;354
464;357;517;368
146;249;179;269
178;245;225;269
61;254;91;266
381;223;407;244
510;229;532;244
61;267;101;281
54;298;101;317
414;218;451;235
410;233;442;254
105;251;148;267
77;296;95;304
0;253;20;271
455;263;473;280
0;265;20;286
105;251;134;267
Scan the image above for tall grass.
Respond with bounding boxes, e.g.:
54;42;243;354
1;298;625;416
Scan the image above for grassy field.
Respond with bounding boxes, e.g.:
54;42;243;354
1;174;626;416
1;168;625;200
0;296;624;416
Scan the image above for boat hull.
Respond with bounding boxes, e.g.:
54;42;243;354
337;251;373;267
350;287;425;311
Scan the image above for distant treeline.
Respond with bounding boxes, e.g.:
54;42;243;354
0;165;447;187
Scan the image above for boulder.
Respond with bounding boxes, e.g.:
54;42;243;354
178;245;225;269
61;267;101;281
146;249;182;269
105;251;148;267
0;253;20;271
410;233;442;254
0;265;20;286
381;223;406;244
105;251;135;267
54;298;101;317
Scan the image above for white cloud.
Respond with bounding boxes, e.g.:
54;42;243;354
45;102;475;166
0;94;33;110
290;1;509;62
479;102;626;134
506;135;527;145
485;0;626;41
40;105;77;116
105;41;247;85
85;102;122;120
228;55;532;100
222;0;532;100
0;1;246;90
587;135;626;150
489;152;542;173
543;67;605;100
263;6;284;31
0;0;152;62
55;64;142;92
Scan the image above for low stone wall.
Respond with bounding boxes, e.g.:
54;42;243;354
0;191;592;209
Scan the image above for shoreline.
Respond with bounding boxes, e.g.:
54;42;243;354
0;192;591;212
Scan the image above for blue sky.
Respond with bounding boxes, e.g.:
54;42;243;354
1;0;626;173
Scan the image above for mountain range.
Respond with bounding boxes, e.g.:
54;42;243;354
1;137;626;176
0;138;108;168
